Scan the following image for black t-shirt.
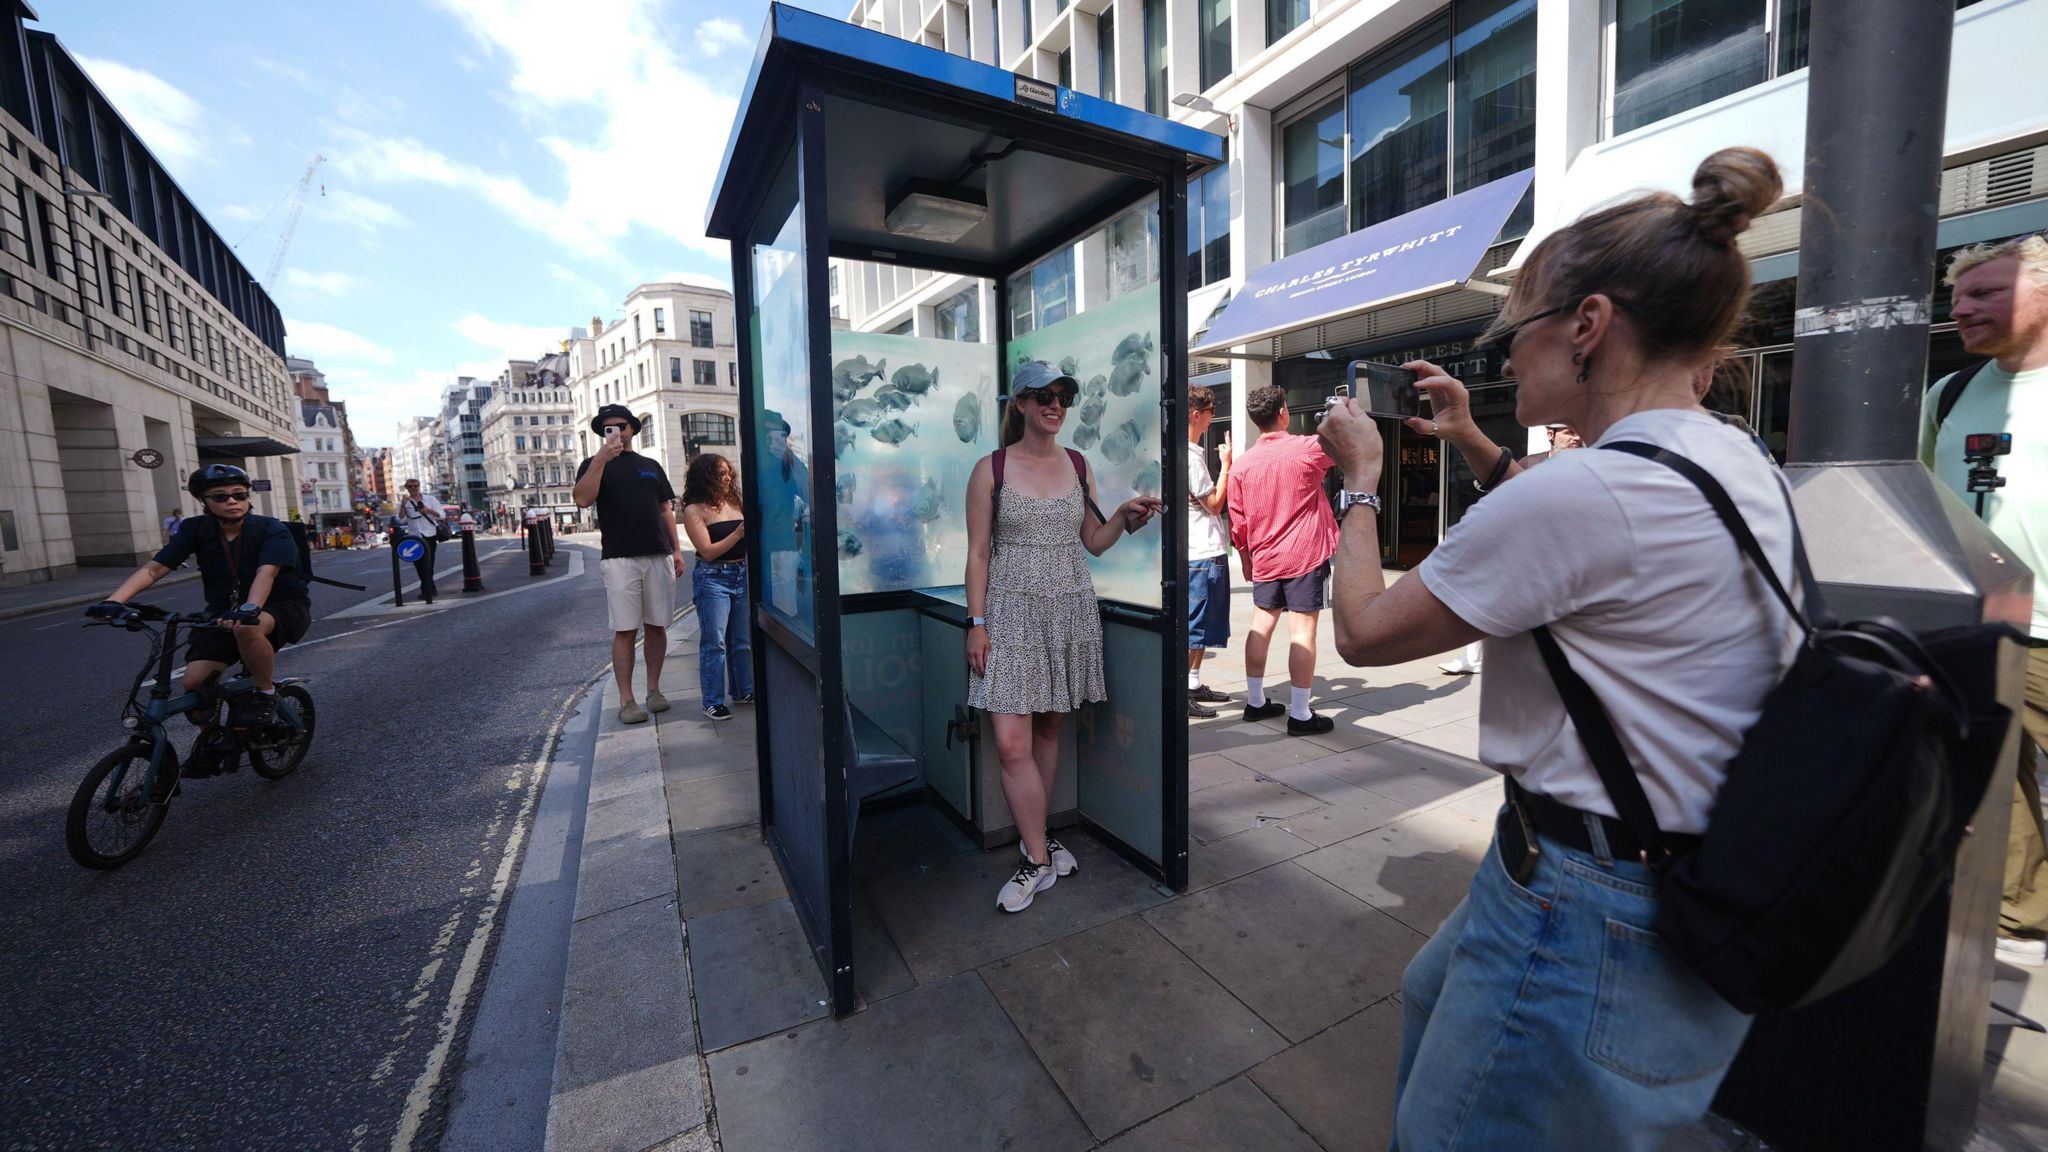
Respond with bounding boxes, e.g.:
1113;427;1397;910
152;514;311;614
575;451;676;559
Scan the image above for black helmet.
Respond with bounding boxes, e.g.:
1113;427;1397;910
186;463;251;499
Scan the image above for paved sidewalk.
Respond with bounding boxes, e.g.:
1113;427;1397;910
539;575;2048;1152
0;564;198;620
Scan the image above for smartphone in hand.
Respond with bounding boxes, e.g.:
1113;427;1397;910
1348;361;1423;421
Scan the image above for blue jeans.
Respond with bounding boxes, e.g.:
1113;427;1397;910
1391;817;1752;1152
692;562;754;707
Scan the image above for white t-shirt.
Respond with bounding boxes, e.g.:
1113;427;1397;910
1921;362;2048;640
1417;408;1799;835
398;492;445;538
1187;440;1227;560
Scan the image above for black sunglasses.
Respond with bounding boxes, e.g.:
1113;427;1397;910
206;490;251;503
1018;387;1076;408
1480;296;1644;351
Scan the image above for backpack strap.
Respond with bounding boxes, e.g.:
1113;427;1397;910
1530;625;1670;862
989;447;1005;556
1933;361;1989;430
1065;447;1114;528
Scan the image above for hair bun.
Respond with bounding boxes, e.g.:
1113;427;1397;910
1689;147;1784;245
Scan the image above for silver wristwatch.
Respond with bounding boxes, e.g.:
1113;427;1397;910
968;615;987;628
1337;490;1382;517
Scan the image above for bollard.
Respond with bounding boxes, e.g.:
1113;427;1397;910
390;534;405;607
542;520;555;564
529;523;546;576
460;529;486;593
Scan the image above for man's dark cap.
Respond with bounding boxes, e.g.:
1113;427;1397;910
591;404;643;435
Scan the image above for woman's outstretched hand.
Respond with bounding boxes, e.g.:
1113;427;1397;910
1119;496;1165;532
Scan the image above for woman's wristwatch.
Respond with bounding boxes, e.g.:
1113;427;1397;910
968;615;987;629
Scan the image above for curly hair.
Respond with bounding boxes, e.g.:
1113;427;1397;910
681;452;740;508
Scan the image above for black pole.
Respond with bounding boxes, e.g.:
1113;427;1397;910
390;534;405;608
528;521;545;576
1782;0;1955;465
460;529;486;593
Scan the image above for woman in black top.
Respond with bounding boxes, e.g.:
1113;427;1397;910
681;454;753;720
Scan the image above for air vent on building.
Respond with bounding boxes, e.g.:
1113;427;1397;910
1740;144;2047;263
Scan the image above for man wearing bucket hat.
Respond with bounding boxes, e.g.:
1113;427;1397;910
574;403;685;724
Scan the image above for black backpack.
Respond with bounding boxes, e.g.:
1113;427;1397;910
1533;442;2014;1013
1932;360;1989;430
283;520;367;592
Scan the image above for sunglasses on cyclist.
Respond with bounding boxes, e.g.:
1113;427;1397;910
206;490;251;504
1018;387;1076;408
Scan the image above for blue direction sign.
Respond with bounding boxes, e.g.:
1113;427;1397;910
397;537;427;563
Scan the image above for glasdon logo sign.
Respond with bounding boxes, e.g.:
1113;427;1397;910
1014;76;1058;111
1253;224;1467;300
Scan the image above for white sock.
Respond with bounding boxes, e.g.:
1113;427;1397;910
1246;676;1265;708
1289;685;1313;722
1188;671;1203;690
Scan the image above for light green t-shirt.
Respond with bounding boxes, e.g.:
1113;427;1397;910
1920;362;2048;639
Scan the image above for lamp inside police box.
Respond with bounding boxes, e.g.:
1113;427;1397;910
884;179;987;243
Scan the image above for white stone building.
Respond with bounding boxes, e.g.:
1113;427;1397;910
394;416;441;501
567;282;743;500
480;350;577;526
297;400;350;528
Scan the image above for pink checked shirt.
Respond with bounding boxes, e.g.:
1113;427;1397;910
1225;432;1339;583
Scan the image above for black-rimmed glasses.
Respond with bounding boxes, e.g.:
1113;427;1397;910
1017;387;1075;408
205;490;251;504
1478;304;1570;351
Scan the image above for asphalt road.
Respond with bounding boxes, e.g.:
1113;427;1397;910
0;535;616;1150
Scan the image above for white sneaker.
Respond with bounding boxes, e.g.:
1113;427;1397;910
1997;935;2047;967
1024;835;1079;878
1439;659;1479;675
997;858;1055;913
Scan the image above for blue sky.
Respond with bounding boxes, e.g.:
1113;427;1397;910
39;0;844;445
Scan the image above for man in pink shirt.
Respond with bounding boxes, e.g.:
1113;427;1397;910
1225;385;1338;735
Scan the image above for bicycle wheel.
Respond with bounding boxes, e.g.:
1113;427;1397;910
249;685;316;779
66;745;169;870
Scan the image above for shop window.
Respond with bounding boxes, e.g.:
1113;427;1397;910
1097;10;1116;103
1187;167;1231;290
936;285;981;342
1268;0;1309;46
1199;0;1232;91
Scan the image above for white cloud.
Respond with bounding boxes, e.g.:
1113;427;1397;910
331;0;741;261
319;365;500;449
697;17;750;57
74;56;208;164
283;269;355;296
284;318;395;365
456;313;566;359
318;188;407;233
546;262;614;305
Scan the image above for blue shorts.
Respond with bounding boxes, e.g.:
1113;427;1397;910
1187;556;1231;650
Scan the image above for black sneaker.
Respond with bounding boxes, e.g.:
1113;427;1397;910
705;704;734;721
1243;701;1286;722
1188;699;1218;718
1286;712;1335;737
1190;684;1231;704
732;694;754;705
231;692;277;729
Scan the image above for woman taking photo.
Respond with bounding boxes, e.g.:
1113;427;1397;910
1319;148;1797;1149
965;359;1164;913
681;453;753;721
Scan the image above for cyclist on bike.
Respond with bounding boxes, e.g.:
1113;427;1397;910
86;465;313;726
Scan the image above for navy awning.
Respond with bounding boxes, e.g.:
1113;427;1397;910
1192;170;1532;356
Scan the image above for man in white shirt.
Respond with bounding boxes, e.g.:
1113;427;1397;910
1921;234;2048;967
396;478;447;605
1185;386;1233;718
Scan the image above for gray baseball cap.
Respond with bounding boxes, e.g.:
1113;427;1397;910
1012;359;1078;395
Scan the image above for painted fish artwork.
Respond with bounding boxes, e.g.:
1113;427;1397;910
913;475;944;522
839;398;885;427
890;364;939;394
872;387;916;412
1057;355;1079;377
1107;357;1149;396
1101;418;1141;464
1082;374;1108;397
835;422;857;456
1113;332;1154;363
1077;393;1107;426
837;472;857;505
1071;421;1102;450
1131;460;1162;497
871;418;918;445
952;391;982;443
832;355;886;401
838;528;863;557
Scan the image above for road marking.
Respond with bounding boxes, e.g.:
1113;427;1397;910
326;549;585;621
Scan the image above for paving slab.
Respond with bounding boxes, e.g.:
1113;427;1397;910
707;972;1092;1152
546;895;705;1152
1249;998;1406;1152
1144;862;1428;1043
689;896;831;1051
1188;776;1325;843
673;824;787;920
665;768;758;835
573;788;681;923
1347;679;1482;725
980;916;1288;1141
851;887;916;1006
1294;807;1490;935
1098;1075;1323;1152
851;800;979;878
1400;720;1481;761
867;832;1172;982
1189;752;1258;793
1299;740;1496;810
1187;823;1316;892
1274;796;1413;849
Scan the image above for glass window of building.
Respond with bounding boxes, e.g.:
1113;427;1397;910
1143;0;1168;114
1199;0;1232;91
1267;0;1308;46
670;356;683;383
1280;95;1346;255
1059;47;1072;89
1108;201;1160;300
1453;0;1536;237
1008;244;1076;336
1611;0;1767;136
886;318;915;336
693;360;717;387
1348;22;1450;233
689;309;714;347
686;412;737;446
936;285;981;342
653;306;666;333
1187;167;1231;290
1097;10;1116;103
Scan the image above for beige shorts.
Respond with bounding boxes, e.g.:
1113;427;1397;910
600;554;676;632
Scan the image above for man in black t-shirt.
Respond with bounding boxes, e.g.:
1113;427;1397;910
89;464;313;726
573;404;684;725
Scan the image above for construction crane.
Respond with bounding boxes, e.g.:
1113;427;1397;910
264;154;325;289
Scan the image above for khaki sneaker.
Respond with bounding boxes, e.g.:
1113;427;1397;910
646;690;670;714
619;700;649;724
